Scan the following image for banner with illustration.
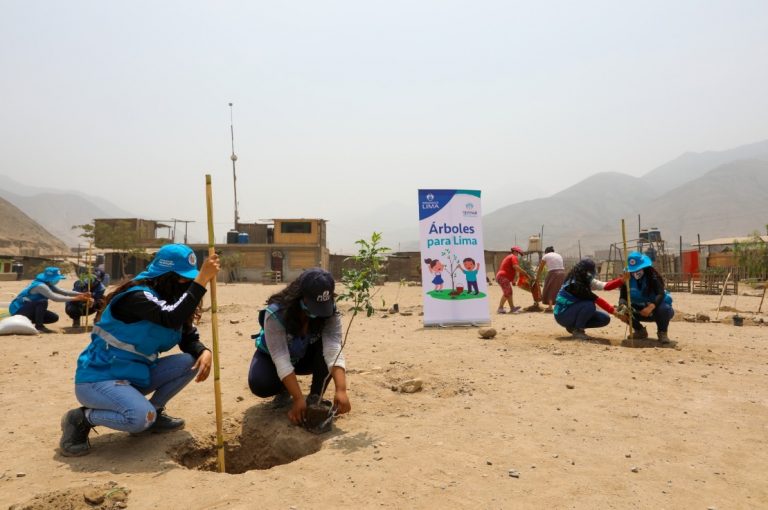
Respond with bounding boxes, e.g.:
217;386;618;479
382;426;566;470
418;189;490;326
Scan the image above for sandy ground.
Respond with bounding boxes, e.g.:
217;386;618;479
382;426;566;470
1;280;767;509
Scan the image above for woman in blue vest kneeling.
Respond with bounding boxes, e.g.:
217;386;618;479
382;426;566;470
554;259;626;339
620;252;674;344
10;267;93;333
248;268;351;425
59;244;220;457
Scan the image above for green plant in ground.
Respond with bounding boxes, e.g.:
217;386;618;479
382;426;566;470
320;232;389;397
394;277;406;304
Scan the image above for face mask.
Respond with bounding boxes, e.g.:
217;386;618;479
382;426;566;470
300;300;317;319
633;270;644;280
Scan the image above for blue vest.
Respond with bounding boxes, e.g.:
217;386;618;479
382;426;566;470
553;288;577;316
9;281;48;315
253;303;321;365
629;277;673;307
75;286;182;387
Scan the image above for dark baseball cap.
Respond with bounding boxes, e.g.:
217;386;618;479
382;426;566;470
299;268;335;318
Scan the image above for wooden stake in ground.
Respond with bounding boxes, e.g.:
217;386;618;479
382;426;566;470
759;282;767;314
621;219;633;344
714;272;732;322
205;174;226;474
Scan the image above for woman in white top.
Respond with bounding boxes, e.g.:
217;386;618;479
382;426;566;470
536;247;566;313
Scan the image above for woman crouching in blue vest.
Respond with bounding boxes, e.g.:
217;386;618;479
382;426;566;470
248;268;351;425
554;259;626;339
620;252;675;344
59;244;220;457
10;267;93;333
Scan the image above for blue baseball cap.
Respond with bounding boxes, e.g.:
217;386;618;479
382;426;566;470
36;267;66;284
135;244;199;280
626;251;653;272
300;268;335;318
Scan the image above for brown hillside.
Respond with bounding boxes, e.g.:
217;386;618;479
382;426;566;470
0;196;70;256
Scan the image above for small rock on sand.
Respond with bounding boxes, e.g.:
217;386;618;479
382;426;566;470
566;384;575;389
83;489;105;505
399;379;423;393
478;327;497;339
508;469;520;478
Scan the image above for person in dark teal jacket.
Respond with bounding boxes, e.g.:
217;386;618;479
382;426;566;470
59;244;220;457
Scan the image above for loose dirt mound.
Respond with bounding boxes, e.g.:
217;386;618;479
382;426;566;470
9;482;129;510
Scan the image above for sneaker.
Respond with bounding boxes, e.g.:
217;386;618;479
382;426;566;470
657;331;672;344
496;308;507;314
629;328;648;340
36;325;56;334
572;329;589;340
510;306;522;314
148;408;185;432
60;407;92;457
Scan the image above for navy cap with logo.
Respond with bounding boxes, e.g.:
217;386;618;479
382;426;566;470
299;268;335;318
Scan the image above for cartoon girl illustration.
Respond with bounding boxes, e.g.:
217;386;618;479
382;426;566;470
424;258;445;290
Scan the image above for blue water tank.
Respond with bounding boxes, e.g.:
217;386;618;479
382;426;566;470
238;232;250;244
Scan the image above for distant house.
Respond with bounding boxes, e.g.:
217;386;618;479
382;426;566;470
191;218;330;283
93;218;173;249
92;218;329;283
699;235;768;269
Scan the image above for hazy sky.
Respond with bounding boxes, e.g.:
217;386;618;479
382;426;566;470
2;1;767;249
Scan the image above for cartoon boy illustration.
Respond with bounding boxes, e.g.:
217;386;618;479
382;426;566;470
460;257;480;295
424;258;445;290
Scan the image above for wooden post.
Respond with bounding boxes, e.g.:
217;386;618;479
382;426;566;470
714;272;732;322
758;282;767;313
205;174;226;473
622;219;633;343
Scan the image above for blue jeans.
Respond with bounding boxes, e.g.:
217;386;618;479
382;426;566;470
75;353;197;433
630;302;674;333
555;300;611;331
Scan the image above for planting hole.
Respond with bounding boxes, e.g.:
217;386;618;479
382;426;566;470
169;409;327;474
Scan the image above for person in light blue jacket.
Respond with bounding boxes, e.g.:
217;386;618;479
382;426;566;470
619;252;675;343
59;244;219;457
10;267;92;333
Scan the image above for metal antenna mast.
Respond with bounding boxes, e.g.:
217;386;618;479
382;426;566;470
229;102;239;229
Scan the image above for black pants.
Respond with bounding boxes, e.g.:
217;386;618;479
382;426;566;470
14;301;58;328
65;301;98;320
629;302;674;333
247;340;329;398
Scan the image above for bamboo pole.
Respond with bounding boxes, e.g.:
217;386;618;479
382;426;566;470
714;272;732;322
621;219;633;344
205;174;226;474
